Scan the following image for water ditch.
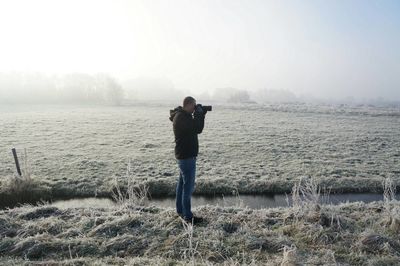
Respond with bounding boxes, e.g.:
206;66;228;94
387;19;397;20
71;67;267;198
44;193;400;210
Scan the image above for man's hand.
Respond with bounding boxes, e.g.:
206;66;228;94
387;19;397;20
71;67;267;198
195;104;207;116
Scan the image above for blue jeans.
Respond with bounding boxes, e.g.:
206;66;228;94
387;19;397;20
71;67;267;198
176;157;196;219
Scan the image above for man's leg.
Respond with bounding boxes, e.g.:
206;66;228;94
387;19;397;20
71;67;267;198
175;171;184;216
180;157;196;220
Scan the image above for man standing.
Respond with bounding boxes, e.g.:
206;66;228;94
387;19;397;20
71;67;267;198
169;96;207;224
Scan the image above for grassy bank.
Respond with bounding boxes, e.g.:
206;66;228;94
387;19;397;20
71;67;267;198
1;166;398;210
1;180;400;265
1;170;399;212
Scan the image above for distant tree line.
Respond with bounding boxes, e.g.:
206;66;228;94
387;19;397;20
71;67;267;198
193;87;298;104
0;72;124;105
5;72;389;106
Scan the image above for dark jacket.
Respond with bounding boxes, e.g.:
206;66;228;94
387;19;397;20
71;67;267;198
169;106;205;159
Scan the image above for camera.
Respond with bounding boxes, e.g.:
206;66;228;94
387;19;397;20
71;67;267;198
197;104;212;112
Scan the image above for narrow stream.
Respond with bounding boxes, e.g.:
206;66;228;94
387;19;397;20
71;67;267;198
49;193;400;210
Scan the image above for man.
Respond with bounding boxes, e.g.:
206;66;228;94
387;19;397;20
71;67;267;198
169;96;207;224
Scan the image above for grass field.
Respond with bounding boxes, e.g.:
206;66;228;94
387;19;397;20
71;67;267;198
1;102;400;264
1;102;400;206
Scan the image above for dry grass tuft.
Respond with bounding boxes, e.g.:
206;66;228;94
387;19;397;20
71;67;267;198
280;245;297;266
111;159;149;208
382;177;400;234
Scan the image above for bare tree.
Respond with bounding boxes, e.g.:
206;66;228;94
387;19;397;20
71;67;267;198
95;74;124;105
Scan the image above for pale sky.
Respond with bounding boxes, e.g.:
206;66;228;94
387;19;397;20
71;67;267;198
0;0;399;100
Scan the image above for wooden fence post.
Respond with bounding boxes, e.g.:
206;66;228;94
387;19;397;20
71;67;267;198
12;148;22;177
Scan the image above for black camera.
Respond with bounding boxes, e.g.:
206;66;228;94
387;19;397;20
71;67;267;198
197;104;212;112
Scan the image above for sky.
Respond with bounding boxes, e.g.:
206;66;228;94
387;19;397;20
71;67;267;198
0;0;399;100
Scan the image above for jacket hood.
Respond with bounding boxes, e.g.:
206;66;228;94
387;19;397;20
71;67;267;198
169;106;183;121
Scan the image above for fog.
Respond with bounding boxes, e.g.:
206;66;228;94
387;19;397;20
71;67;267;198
0;0;399;104
0;72;123;105
1;71;398;107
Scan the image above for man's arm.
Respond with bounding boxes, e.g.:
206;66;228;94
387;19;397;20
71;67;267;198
193;111;205;134
173;111;205;136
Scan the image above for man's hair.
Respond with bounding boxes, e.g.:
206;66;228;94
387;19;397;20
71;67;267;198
183;96;196;107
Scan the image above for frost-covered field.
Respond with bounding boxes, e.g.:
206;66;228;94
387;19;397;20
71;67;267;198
0;102;400;202
1;194;400;265
1;103;400;265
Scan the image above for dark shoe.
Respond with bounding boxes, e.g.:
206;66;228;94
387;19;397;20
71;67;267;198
177;213;184;218
183;216;204;225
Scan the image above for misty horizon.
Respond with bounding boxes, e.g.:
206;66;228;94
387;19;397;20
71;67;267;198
0;71;399;106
